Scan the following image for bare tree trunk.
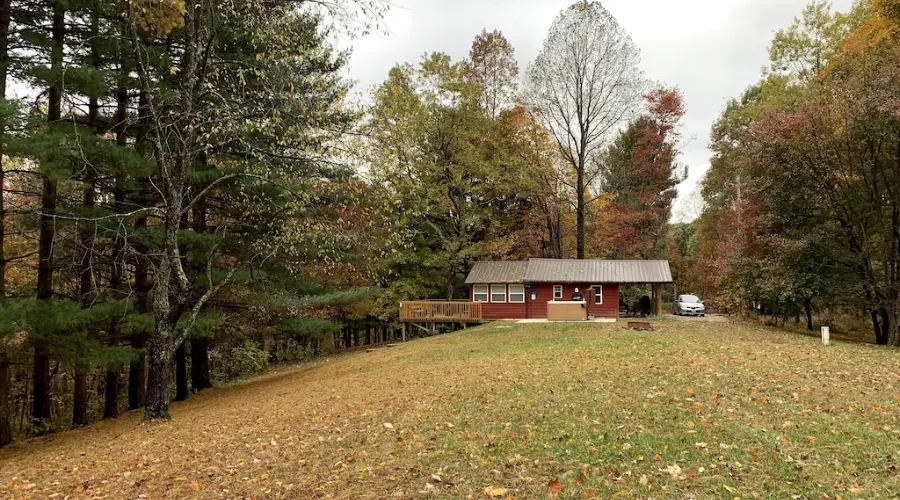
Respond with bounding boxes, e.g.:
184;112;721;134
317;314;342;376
144;337;173;420
576;165;585;259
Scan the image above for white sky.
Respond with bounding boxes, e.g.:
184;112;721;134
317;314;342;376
344;0;854;221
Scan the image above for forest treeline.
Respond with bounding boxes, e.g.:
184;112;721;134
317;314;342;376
679;0;900;347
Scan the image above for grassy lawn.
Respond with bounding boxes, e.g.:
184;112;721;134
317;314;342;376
1;321;898;499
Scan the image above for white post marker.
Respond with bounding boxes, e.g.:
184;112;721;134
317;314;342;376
822;326;830;346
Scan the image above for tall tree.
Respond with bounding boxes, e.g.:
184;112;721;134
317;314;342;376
463;29;518;119
597;88;686;259
367;54;496;301
768;0;872;82
0;0;13;446
526;0;644;259
30;0;66;434
126;0;365;419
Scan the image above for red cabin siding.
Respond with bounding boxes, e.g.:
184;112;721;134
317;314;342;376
588;283;620;319
470;283;620;320
468;284;527;320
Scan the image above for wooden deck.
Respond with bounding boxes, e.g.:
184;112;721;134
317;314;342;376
399;301;483;323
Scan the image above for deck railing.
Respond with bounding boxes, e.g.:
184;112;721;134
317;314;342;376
399;301;483;323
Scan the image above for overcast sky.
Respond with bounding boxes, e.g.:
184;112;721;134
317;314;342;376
344;0;854;220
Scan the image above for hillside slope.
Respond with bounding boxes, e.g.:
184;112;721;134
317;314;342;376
1;321;898;499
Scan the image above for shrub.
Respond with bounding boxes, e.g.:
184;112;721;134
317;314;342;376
211;341;269;382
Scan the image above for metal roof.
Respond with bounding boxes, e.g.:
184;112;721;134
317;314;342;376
525;259;672;284
465;261;528;284
465;259;673;284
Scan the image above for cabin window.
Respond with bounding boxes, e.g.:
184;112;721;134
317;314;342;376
553;285;563;300
490;284;507;303
508;284;525;303
473;285;489;303
592;285;603;305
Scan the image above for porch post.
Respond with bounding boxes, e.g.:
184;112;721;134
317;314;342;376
652;284;663;317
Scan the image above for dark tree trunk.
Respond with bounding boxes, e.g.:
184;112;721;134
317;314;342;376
32;0;65;435
0;352;11;446
576;163;585;259
447;262;457;301
31;342;52;432
365;324;371;345
804;300;814;332
72;370;87;427
175;342;188;402
144;337;172;420
0;0;9;300
104;369;119;419
128;333;146;410
190;337;211;392
871;309;882;343
188;170;211;393
887;307;900;347
877;308;890;346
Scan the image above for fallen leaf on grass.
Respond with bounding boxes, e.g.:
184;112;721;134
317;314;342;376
483;486;507;497
548;478;563;493
660;464;683;479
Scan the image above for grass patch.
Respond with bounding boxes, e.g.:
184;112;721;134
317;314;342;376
0;321;897;499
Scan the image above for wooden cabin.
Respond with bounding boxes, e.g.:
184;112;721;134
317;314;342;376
465;259;673;320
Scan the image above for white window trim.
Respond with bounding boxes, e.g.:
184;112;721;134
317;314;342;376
553;285;563;300
592;285;603;305
508;284;525;303
473;284;489;303
490;284;507;303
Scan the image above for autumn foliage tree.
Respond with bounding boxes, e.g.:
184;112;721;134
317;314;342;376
597;89;685;259
697;0;900;344
463;29;518;119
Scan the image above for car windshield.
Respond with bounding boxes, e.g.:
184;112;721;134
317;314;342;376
680;295;701;303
